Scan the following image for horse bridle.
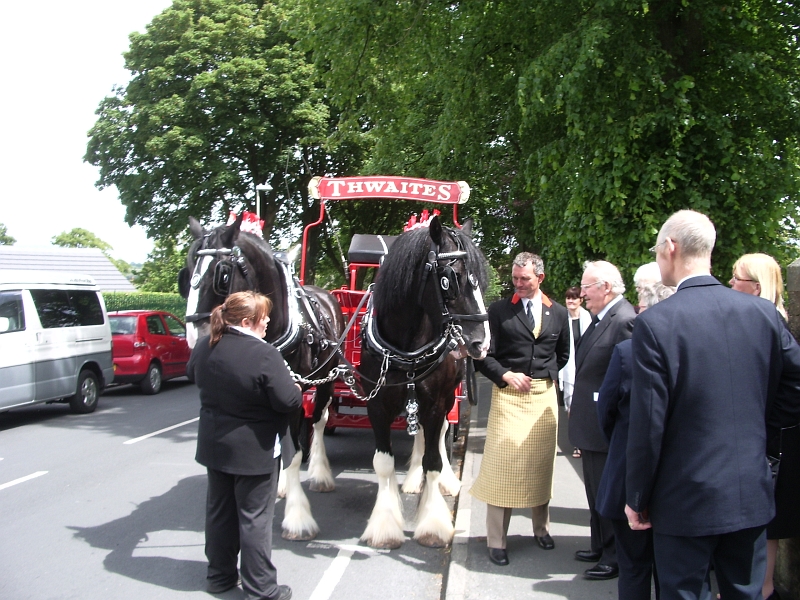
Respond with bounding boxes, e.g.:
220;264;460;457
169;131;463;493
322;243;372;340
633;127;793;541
363;230;488;373
185;236;257;324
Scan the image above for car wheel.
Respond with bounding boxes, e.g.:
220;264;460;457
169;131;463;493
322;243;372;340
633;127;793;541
140;363;162;395
69;370;100;414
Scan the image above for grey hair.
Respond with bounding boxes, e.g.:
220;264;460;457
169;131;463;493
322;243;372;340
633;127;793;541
638;282;676;309
634;262;661;290
514;252;544;275
583;260;626;295
658;210;716;260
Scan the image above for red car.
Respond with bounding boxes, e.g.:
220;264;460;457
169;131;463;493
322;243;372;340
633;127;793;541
108;310;191;395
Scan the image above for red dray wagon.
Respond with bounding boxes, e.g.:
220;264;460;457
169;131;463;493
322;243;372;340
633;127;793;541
297;176;476;457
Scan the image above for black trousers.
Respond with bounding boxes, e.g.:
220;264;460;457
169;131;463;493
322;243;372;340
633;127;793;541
581;449;617;566
653;526;766;600
612;519;658;600
206;459;280;600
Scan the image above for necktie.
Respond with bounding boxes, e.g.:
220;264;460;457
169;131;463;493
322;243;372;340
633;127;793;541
526;302;535;329
591;314;600;327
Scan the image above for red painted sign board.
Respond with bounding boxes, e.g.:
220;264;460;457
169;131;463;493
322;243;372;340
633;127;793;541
309;176;470;204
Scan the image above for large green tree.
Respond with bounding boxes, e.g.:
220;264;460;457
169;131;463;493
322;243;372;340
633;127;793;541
85;0;369;283
302;0;800;293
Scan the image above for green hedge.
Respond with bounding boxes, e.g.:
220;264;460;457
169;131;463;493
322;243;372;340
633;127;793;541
104;292;186;318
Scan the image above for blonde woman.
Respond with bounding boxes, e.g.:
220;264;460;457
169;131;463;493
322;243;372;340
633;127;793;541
730;253;798;600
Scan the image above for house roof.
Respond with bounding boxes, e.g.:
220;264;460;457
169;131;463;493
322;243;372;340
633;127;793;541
0;247;136;291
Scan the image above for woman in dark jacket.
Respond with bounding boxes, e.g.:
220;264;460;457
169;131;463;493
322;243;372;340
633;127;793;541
187;291;301;600
730;253;800;600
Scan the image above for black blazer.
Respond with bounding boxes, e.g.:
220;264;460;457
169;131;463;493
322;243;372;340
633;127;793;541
475;293;570;386
595;339;633;520
568;297;636;451
187;330;302;475
626;276;800;536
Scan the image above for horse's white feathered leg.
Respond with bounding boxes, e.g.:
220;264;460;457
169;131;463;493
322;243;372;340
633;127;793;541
401;426;425;494
414;470;455;547
437;421;461;496
307;407;335;493
361;451;405;549
281;452;319;541
277;463;287;499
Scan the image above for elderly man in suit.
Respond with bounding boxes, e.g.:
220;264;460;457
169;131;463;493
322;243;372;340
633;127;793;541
569;260;637;580
471;252;570;566
626;210;800;600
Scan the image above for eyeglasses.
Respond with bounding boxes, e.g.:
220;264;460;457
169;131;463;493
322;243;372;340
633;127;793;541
649;240;667;255
731;275;756;283
579;280;605;289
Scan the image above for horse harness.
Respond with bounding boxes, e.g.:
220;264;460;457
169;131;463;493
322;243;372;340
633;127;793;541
184;235;340;385
358;231;488;434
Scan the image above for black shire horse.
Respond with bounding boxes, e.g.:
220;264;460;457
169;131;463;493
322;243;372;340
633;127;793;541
178;214;345;541
359;215;490;548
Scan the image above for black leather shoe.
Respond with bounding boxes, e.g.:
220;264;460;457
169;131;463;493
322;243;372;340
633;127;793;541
488;547;509;566
270;585;293;600
574;549;602;562
534;534;555;550
584;564;619;580
207;576;241;594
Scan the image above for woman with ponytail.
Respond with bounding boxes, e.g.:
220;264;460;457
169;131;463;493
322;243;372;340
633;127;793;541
187;291;300;600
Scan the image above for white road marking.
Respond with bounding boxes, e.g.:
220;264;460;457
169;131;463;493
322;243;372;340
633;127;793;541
0;471;47;491
307;543;380;600
124;417;199;445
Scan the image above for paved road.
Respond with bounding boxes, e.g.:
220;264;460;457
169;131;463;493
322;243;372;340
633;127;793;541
0;380;454;600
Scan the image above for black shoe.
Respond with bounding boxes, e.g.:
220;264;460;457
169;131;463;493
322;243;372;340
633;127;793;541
270;585;293;600
488;547;509;566
574;549;602;562
534;534;555;550
584;563;619;580
207;576;241;594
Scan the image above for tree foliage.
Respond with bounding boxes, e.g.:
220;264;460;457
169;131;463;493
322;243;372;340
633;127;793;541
302;0;800;293
0;223;16;245
133;238;188;293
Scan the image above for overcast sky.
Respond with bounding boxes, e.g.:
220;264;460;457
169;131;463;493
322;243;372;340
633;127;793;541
1;0;174;264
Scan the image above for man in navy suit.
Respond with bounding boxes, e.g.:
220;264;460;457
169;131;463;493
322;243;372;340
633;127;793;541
626;210;800;600
569;260;637;580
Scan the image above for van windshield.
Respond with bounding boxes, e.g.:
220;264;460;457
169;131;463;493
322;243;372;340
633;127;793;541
110;316;137;335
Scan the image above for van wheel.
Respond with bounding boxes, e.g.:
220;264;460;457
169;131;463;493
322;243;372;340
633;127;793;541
140;363;162;395
70;371;100;414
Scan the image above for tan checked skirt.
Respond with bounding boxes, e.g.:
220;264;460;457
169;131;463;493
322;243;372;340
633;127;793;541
470;380;558;508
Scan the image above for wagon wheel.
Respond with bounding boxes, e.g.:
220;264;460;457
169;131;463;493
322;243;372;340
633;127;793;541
465;357;478;406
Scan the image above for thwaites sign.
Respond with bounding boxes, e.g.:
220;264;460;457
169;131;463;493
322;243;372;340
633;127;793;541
309;176;470;204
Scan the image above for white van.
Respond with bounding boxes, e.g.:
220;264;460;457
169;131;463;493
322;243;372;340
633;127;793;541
0;271;114;413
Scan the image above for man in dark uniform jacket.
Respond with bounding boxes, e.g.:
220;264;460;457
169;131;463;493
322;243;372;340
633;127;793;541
569;260;637;580
626;210;800;600
472;252;570;566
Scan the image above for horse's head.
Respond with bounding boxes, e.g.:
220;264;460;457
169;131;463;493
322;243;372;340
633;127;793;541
425;216;491;360
178;214;284;349
374;215;490;360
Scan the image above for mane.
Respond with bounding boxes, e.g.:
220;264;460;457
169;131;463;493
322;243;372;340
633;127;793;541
373;225;488;316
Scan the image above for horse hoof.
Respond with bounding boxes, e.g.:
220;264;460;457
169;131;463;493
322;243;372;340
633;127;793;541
309;480;335;493
282;529;318;542
415;533;448;548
